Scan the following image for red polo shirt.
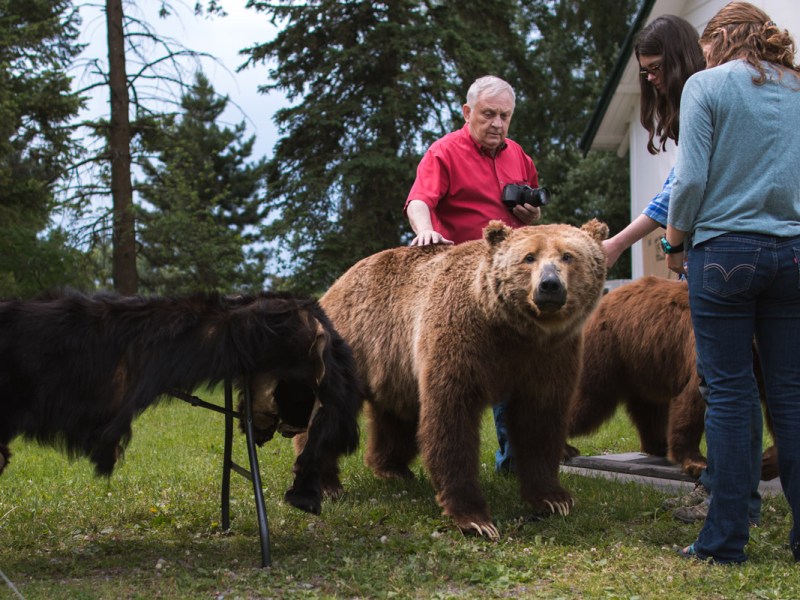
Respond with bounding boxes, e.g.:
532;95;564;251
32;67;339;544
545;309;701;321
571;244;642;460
405;124;538;244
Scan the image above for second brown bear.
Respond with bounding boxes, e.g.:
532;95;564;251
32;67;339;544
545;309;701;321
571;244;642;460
566;275;777;480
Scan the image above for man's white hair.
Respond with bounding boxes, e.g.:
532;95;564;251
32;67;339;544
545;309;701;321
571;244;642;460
466;75;516;109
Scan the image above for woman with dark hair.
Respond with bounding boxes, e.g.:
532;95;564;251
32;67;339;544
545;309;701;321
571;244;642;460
665;1;800;563
603;15;705;267
636;15;706;155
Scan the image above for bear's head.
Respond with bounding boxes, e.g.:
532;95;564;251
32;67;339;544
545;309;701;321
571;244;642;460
483;219;608;334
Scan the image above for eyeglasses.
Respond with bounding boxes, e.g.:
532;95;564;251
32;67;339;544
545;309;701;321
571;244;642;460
639;62;662;78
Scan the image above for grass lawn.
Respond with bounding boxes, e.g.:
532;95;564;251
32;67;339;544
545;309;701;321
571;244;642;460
1;390;797;599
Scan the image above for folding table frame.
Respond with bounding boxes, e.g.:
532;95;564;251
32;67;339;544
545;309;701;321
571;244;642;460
170;378;271;567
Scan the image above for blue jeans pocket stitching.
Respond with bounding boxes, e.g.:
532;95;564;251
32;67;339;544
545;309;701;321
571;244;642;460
702;248;759;297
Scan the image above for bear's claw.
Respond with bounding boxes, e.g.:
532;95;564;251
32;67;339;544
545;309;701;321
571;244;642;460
544;499;573;517
461;521;500;540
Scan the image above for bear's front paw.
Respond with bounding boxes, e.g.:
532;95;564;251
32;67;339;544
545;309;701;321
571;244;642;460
451;514;500;540
284;486;322;515
527;488;574;517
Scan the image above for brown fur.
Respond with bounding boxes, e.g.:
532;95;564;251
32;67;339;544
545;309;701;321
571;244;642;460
317;219;609;537
566;275;778;480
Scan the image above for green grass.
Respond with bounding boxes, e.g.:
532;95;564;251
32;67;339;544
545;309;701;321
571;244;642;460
1;392;798;599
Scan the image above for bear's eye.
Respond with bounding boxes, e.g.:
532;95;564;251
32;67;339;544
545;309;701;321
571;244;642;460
523;253;536;264
562;253;574;263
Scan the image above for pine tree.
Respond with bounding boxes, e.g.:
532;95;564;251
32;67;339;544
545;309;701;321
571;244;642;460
74;0;226;294
136;72;269;294
514;0;638;279
0;0;89;296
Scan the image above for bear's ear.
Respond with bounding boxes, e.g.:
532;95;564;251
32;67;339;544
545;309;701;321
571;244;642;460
581;219;610;243
484;220;513;247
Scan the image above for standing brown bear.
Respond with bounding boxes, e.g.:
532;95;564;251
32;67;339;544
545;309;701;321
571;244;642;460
566;276;707;476
566;275;778;480
318;219;608;538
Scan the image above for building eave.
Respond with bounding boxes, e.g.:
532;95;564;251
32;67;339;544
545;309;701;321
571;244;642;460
579;0;657;156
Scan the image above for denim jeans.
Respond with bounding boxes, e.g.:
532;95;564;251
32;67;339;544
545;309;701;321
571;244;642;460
492;402;515;473
697;360;762;526
688;233;800;563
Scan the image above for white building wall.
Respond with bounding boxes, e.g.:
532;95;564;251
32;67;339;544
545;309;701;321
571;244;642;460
628;111;676;278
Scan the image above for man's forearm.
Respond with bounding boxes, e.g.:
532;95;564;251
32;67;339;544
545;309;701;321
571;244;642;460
406;199;452;246
406;199;434;234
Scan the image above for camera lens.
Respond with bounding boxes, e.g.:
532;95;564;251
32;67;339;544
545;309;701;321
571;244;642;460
535;187;551;207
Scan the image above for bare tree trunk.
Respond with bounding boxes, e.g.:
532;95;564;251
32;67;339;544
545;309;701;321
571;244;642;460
106;0;137;294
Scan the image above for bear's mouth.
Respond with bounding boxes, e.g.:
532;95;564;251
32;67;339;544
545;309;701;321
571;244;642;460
523;298;564;319
537;301;564;313
534;302;565;318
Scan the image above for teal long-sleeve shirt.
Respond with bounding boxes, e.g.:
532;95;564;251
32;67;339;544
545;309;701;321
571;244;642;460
668;59;800;245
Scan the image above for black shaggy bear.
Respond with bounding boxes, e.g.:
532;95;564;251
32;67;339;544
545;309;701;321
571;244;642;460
0;290;361;514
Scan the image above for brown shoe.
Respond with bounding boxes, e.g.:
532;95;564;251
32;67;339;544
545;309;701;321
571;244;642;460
672;501;709;524
662;483;711;510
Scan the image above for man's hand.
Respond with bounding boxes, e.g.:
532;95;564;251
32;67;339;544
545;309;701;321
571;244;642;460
513;203;542;225
407;200;454;246
410;230;454;246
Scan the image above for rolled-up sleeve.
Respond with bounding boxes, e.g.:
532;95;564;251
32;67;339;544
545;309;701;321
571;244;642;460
642;167;674;227
405;149;449;213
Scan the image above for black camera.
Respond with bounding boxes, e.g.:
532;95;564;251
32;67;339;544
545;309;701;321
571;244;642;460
501;183;551;209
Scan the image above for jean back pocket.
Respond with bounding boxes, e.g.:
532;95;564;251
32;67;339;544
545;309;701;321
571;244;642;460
702;247;759;297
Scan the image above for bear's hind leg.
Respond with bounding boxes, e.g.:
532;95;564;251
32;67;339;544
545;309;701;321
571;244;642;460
625;395;669;458
364;404;418;480
666;383;707;478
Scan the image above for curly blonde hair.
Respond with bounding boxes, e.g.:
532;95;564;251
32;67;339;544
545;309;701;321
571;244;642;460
701;1;800;84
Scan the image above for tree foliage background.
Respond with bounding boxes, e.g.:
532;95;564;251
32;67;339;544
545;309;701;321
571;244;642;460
0;0;91;296
243;0;638;293
136;73;269;294
1;0;639;298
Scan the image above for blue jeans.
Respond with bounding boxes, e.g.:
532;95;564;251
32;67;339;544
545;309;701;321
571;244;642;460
697;362;762;526
688;233;800;563
493;403;515;473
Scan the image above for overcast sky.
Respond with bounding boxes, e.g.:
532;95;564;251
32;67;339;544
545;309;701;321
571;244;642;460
74;2;287;162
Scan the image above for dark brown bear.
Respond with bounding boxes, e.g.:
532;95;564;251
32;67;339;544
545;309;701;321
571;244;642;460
317;219;609;538
566;275;778;480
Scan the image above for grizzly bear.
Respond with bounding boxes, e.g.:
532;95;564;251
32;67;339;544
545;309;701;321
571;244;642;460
566;275;778;480
316;219;608;538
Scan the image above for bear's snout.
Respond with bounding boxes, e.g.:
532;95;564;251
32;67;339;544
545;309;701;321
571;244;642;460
534;264;567;311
